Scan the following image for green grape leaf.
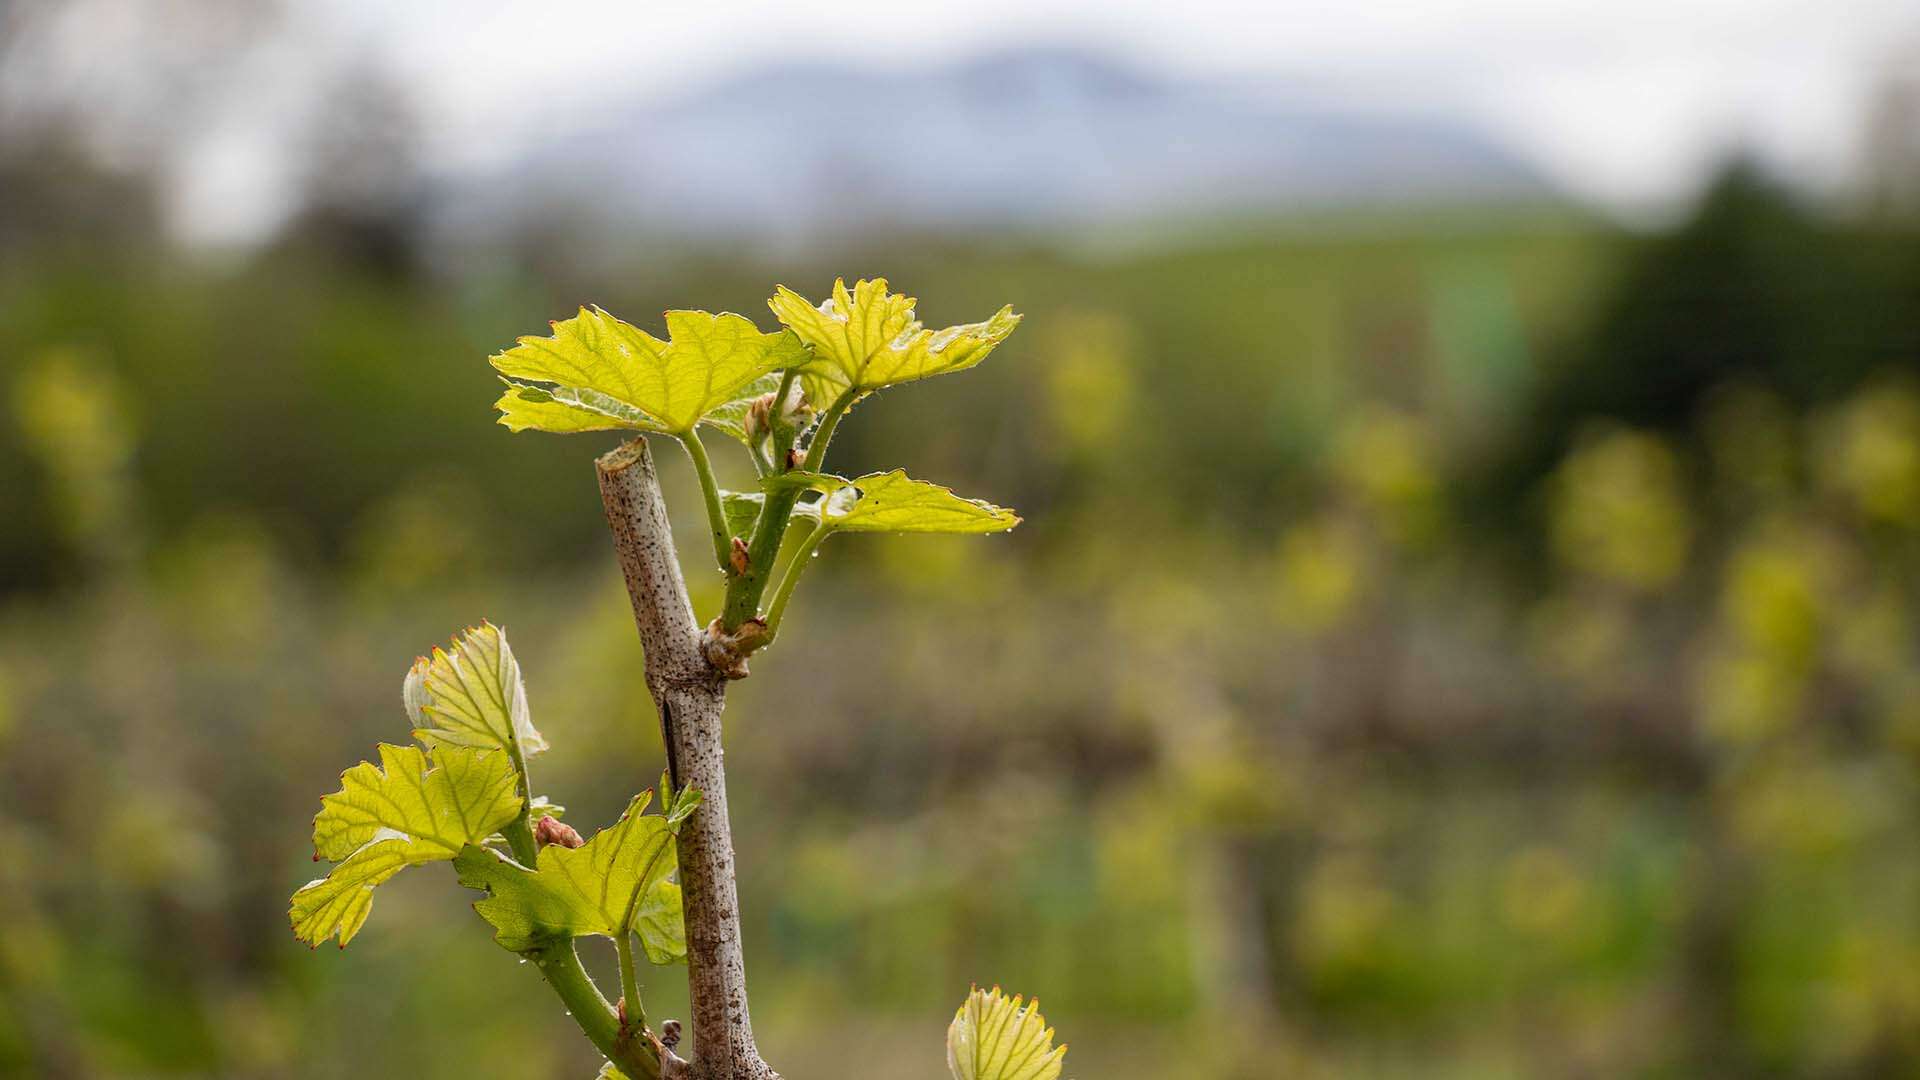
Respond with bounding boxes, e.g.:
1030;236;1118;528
947;987;1067;1080
454;790;691;960
406;622;548;759
490;307;806;436
290;836;414;949
291;744;523;947
496;382;665;435
632;879;686;965
817;470;1020;534
768;278;1020;400
311;743;523;862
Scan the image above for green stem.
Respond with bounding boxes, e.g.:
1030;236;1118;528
497;708;656;1074
769;369;800;466
615;932;643;1032
718;481;799;628
613;839;671;1036
801;388;857;473
719;387;858;629
762;518;830;645
533;941;662;1079
500;723;540;866
677;431;734;577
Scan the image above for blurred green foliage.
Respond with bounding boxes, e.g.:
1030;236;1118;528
4;160;1920;1078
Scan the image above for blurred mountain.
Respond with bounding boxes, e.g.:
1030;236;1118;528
440;47;1557;244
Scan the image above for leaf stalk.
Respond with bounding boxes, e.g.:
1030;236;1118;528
762;517;830;645
677;430;734;578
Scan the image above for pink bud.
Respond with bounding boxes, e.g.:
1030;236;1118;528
534;815;584;849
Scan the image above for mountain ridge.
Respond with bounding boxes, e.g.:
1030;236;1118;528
440;47;1559;243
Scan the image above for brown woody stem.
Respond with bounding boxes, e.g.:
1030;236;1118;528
596;438;781;1080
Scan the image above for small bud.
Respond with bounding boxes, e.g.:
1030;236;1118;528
702;616;769;679
534;815;584;849
660;1019;682;1049
743;393;776;445
785;447;802;471
729;536;750;576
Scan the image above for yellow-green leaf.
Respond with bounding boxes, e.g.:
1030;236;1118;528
496;382;665;435
405;622;548;759
455;791;690;959
490;306;804;436
291;744;522;947
632;879;686;965
946;987;1067;1080
290;836;413;949
311;743;522;863
818;470;1020;534
768;278;1020;400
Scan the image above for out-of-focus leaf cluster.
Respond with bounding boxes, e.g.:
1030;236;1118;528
8;162;1920;1077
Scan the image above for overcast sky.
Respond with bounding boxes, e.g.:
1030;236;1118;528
19;0;1918;242
319;0;1918;207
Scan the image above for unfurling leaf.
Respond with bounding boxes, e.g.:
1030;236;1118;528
292;744;523;947
768;278;1020;404
818;470;1020;535
455;789;692;960
661;778;704;831
406;622;548;758
491;307;806;437
946;987;1067;1080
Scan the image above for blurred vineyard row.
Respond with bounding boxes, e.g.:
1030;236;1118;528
5;164;1920;1077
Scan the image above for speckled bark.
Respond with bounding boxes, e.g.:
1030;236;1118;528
597;439;781;1080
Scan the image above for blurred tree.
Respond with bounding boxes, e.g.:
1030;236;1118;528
1486;160;1920;541
270;60;427;278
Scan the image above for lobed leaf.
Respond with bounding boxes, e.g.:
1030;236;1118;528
291;745;523;947
946;987;1067;1080
768;278;1020;401
406;622;548;759
818;470;1020;535
497;382;666;435
490;306;804;436
312;743;522;863
290;835;414;948
455;791;689;959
